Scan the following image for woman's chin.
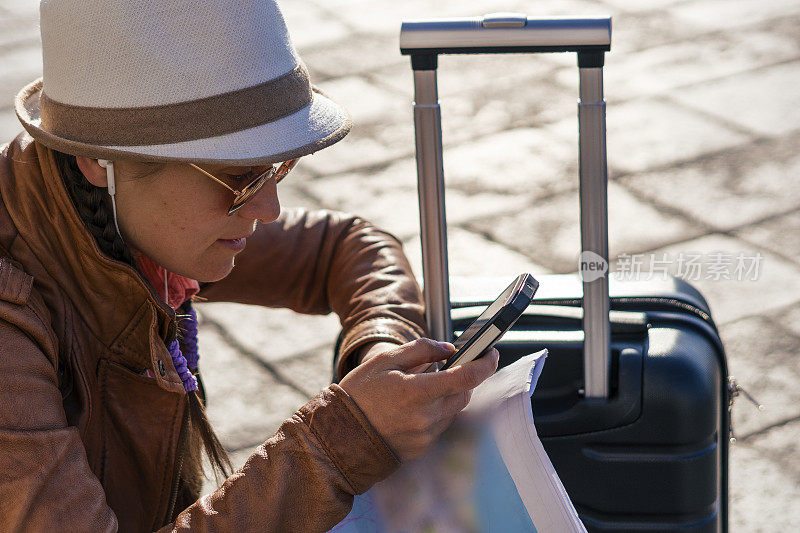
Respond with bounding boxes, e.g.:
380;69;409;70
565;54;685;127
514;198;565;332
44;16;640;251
172;255;236;283
193;260;236;283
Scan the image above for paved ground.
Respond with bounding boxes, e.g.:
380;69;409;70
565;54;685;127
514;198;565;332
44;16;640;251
2;0;799;530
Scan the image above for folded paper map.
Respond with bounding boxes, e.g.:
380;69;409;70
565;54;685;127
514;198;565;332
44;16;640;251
330;350;586;532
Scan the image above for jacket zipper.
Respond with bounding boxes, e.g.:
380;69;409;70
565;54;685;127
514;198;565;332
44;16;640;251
164;402;190;527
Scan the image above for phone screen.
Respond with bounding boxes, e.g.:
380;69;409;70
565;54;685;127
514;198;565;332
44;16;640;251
452;280;517;351
433;274;538;372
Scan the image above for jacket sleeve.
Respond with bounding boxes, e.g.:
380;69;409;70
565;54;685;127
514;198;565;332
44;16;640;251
162;384;400;533
198;207;427;379
0;313;118;532
0;309;399;533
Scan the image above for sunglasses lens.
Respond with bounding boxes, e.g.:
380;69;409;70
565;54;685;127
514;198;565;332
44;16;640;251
225;159;299;215
274;158;299;183
228;170;272;214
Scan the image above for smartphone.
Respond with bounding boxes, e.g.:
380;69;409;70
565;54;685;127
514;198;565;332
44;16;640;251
433;273;538;372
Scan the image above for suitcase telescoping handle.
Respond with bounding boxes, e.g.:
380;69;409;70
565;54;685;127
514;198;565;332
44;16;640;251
400;14;613;399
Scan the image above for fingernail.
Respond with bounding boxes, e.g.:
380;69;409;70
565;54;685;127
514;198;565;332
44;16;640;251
437;341;455;351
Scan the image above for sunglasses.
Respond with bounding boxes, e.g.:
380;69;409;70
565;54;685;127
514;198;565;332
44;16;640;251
189;159;299;215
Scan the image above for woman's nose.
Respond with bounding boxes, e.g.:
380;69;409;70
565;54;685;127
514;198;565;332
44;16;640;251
237;178;281;224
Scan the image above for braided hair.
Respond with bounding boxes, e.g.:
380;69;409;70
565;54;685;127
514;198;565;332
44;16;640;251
56;152;134;265
54;150;232;482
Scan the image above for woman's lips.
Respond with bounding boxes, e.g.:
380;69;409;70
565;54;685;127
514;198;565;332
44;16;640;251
217;237;247;251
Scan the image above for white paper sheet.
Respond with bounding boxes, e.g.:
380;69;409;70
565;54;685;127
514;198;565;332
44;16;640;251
330;350;586;532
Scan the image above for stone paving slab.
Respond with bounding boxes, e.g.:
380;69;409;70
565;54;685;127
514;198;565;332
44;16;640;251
598;8;710;55
303;158;529;241
671;0;800;32
644;233;800;324
195;324;311;452
314;0;609;37
599;0;691;12
0;37;41;141
673;62;800;137
441;127;579;196
279;1;350;50
197;303;342;369
730;420;800;532
0;114;23;144
469;180;704;273
273;176;324;211
402;226;554;282
602;27;800;102
0;1;37;20
617;133;800;232
296;133;408;178
319;75;408;130
720;313;800;437
372;62;580;140
734;209;800;263
302;33;408;81
772;12;800;49
586;98;753;174
777;302;800;338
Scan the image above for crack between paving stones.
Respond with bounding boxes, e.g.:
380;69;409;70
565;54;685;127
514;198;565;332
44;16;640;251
303;98;570;183
631;200;800;269
736;413;800;443
304;107;796;189
269;342;335;365
457;194;800;276
201;317;317;399
660;94;764;140
667;55;800;98
606;12;800;59
725;230;800;271
304;0;361;34
594;0;698;13
611;132;798;182
717;298;800;330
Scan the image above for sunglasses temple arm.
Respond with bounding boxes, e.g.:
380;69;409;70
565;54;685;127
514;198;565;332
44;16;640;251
189;164;240;194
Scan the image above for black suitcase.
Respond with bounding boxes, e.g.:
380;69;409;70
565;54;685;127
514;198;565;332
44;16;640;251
400;14;731;532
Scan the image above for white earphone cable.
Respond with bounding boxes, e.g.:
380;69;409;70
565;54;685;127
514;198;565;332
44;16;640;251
99;160;169;305
97;159;124;240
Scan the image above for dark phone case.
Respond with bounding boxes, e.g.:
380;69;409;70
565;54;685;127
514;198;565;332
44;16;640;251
441;274;538;369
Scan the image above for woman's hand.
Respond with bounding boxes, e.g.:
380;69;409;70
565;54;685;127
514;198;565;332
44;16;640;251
339;338;499;462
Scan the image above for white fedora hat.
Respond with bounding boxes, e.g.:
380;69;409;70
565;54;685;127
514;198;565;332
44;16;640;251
15;0;351;165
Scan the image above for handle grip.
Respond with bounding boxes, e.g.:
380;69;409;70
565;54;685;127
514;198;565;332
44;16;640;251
400;14;610;64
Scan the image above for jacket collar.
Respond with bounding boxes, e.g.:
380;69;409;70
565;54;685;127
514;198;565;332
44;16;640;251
1;133;184;391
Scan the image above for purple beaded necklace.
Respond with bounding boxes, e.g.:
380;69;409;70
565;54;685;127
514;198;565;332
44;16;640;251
169;305;200;393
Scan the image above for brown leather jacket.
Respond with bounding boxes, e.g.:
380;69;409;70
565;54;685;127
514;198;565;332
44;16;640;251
0;133;426;532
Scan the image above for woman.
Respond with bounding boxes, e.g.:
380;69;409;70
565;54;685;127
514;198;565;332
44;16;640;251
0;0;498;531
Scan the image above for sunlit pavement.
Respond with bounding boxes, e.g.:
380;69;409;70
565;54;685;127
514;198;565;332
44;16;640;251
2;0;799;529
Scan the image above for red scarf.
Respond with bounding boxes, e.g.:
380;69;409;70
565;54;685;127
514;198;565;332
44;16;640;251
132;250;200;309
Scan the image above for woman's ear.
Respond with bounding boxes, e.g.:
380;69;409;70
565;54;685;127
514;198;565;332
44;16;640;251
75;156;109;188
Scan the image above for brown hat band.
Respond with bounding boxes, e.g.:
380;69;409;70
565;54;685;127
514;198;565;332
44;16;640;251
38;64;313;147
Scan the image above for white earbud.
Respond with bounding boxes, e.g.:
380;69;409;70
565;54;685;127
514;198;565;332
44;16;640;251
97;159;122;239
